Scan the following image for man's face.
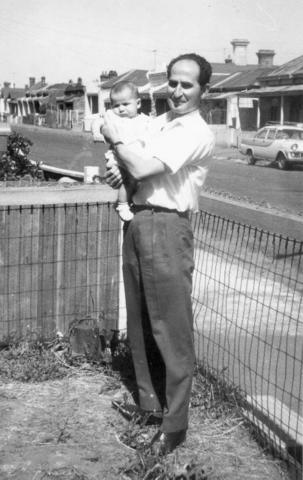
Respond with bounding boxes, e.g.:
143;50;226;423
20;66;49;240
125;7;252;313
110;88;141;118
167;59;202;116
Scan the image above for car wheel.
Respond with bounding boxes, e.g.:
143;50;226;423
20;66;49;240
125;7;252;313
247;150;256;165
277;153;288;170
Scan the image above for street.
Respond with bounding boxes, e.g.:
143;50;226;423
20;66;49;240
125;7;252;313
14;124;303;219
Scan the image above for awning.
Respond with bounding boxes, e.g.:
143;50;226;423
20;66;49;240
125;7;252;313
204;91;236;100
240;84;303;96
55;95;78;103
38;96;49;105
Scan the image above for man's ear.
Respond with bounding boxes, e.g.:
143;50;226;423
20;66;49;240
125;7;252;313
137;98;142;110
201;84;209;98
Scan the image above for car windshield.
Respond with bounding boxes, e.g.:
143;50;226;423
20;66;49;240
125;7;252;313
276;129;303;140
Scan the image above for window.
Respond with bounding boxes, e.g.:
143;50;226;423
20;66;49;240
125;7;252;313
255;129;267;139
267;129;276;140
276;130;290;139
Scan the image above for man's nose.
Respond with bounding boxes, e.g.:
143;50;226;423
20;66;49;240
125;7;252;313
173;83;183;97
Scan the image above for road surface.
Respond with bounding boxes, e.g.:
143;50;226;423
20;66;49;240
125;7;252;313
14;125;303;217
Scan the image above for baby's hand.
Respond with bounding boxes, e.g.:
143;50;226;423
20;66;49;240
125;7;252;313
105;149;118;167
105;160;123;189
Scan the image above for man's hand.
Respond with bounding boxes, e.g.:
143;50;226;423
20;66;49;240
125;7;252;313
105;161;123;189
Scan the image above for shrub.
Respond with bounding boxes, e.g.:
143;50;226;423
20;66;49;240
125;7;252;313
0;131;43;181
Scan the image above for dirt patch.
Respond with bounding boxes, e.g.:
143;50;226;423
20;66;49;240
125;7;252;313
0;370;289;480
0;372;134;479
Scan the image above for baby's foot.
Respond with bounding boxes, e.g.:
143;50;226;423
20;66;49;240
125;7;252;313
116;203;134;222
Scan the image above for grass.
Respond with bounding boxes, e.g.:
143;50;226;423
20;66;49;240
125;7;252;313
0;332;291;480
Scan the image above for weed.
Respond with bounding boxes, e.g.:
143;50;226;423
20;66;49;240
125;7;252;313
190;365;244;417
0;330;68;382
121;449;211;479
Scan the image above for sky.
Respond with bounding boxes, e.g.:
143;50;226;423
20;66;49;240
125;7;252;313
0;0;302;88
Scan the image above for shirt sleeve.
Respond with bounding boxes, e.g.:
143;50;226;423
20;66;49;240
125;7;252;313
149;122;214;174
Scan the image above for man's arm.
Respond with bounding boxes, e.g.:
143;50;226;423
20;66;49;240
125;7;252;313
113;144;166;180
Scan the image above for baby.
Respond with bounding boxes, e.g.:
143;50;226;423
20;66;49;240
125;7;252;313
92;81;149;221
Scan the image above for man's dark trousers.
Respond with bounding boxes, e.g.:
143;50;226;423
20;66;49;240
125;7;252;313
122;208;195;433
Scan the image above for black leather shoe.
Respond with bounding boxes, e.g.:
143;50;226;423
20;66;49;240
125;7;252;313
112;400;162;426
151;429;186;455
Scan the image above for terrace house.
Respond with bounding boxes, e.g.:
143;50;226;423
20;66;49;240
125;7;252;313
21;77;49;125
242;55;303;127
56;78;86;130
0;82;26;123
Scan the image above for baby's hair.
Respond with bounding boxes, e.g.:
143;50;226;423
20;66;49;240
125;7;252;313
110;81;139;101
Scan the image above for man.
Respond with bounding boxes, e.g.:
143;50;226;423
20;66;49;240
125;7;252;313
103;53;215;454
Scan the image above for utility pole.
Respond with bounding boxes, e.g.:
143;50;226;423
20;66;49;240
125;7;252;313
152;49;157;71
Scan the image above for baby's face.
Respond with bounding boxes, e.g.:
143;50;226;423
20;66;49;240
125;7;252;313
110;88;141;118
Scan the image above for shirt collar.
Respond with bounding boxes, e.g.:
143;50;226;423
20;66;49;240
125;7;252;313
166;108;201;126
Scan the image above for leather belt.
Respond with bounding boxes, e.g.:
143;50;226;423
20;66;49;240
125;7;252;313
132;204;189;218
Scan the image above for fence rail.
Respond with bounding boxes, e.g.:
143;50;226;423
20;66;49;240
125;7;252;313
0;201;302;475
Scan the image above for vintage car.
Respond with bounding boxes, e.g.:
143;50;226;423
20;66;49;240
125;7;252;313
239;122;303;169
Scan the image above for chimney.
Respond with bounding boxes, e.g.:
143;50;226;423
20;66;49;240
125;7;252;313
256;49;275;67
108;70;118;78
100;72;109;82
231;39;250;65
29;77;35;87
41;76;46;86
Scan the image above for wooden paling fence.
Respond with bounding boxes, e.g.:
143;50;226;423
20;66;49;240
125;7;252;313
0;202;120;339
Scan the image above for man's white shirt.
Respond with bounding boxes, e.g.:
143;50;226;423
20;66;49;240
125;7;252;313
133;109;215;212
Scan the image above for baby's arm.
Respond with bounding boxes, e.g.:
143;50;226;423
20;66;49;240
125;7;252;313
91;116;105;142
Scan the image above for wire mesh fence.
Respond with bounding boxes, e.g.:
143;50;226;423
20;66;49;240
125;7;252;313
191;210;302;475
0;202;120;340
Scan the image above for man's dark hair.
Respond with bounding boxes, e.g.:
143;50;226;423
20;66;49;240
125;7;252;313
110;81;139;100
167;53;212;88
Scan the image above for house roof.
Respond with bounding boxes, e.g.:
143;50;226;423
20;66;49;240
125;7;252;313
65;82;85;94
101;69;149;89
260;55;303;80
211;62;260;74
210;67;275;91
48;83;69;90
26;81;48;96
1;86;26;100
147;71;167;88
